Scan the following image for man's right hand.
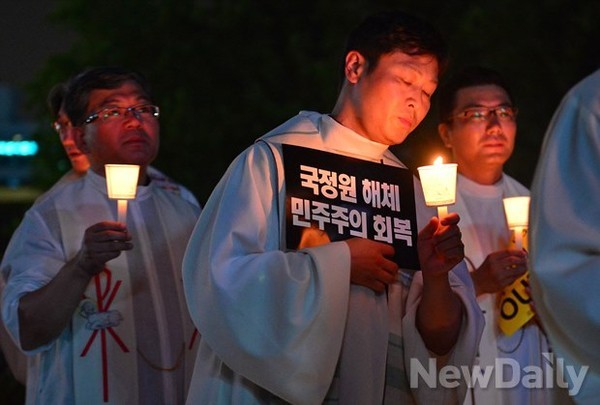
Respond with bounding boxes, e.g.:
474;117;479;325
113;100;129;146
75;221;133;276
345;238;398;294
18;221;133;350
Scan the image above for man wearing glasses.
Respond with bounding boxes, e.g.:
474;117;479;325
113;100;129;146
1;66;200;404
437;66;554;404
47;82;199;205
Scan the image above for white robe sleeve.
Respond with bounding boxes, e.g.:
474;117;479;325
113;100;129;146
0;276;27;384
402;261;484;404
182;142;351;404
530;73;600;399
1;208;67;355
403;176;485;404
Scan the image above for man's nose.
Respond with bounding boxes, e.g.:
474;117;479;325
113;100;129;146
486;112;503;129
123;111;143;127
60;126;76;142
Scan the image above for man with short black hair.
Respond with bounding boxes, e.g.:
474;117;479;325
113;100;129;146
47;81;199;204
183;11;484;404
2;66;200;404
437;66;553;404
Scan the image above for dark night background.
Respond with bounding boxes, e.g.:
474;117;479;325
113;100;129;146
1;0;599;402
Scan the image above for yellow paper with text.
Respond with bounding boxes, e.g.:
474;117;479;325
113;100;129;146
498;228;534;336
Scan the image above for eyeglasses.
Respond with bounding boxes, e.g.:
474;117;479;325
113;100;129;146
83;104;160;125
448;106;518;123
52;120;71;133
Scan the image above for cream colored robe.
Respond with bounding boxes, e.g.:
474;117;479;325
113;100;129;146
1;170;200;404
183;111;484;404
451;174;551;404
530;68;600;403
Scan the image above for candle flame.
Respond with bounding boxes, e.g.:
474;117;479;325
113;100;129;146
434;156;443;165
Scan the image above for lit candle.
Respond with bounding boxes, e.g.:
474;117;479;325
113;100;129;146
502;196;530;250
105;164;140;224
417;156;458;218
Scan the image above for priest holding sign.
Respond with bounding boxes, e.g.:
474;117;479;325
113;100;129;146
183;11;483;405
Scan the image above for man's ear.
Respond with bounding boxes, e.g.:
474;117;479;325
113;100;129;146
344;50;367;84
73;127;91;153
438;122;453;149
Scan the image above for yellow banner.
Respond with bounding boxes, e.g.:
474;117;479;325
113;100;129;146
497;228;534;336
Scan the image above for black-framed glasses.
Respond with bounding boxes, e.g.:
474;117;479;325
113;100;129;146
448;106;518;123
83;104;160;125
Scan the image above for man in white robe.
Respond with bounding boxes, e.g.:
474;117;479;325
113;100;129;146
1;67;200;404
0;81;202;393
530;68;600;403
183;12;484;404
437;66;554;404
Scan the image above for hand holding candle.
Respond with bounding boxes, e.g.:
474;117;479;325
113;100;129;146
105;164;140;224
503;196;530;250
417;156;458;218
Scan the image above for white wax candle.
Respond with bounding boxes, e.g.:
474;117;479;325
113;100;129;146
118;199;128;224
437;205;448;219
514;226;523;250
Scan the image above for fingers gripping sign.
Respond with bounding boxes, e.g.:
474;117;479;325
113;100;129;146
76;221;133;277
346;213;464;293
346;238;399;294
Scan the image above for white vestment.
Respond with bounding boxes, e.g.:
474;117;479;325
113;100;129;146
183;111;484;404
0;165;200;391
451;174;552;404
36;165;200;208
0;276;27;384
1;170;200;405
530;68;600;403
